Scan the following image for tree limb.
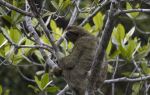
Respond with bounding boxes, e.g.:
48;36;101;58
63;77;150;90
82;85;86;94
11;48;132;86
86;0;117;94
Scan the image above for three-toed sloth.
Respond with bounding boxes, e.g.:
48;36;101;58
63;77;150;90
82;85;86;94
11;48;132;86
55;26;98;95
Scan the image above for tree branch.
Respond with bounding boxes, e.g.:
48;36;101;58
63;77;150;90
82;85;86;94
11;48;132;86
115;9;150;16
27;0;60;59
24;16;58;70
56;0;81;46
80;0;109;26
86;0;117;94
23;0;58;72
57;85;69;95
17;67;35;82
105;75;150;83
0;0;33;17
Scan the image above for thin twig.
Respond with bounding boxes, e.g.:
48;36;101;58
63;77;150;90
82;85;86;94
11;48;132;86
68;0;80;26
22;55;43;66
0;0;33;16
79;0;109;26
105;75;150;83
115;9;150;16
0;28;53;53
111;57;119;95
57;85;69;95
17;67;35;82
56;0;81;46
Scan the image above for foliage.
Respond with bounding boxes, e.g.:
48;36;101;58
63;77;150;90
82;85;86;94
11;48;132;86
0;0;150;95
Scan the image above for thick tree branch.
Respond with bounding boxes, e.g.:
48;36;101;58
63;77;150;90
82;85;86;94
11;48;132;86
24;15;57;71
86;0;117;95
27;0;60;59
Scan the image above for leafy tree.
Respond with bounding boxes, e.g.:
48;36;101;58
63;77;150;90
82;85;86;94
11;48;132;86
0;0;150;95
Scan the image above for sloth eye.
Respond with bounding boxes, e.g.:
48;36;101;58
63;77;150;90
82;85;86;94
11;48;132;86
66;32;79;43
66;32;78;37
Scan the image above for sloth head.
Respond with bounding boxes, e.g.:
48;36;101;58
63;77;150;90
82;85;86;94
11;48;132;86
65;25;90;43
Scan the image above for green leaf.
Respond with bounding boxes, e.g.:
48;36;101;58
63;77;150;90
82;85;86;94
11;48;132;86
2;15;12;24
109;49;120;59
128;38;138;56
41;35;50;44
28;85;39;93
41;73;49;89
0;85;2;95
132;72;140;77
50;20;62;40
60;41;67;55
9;28;21;43
23;38;34;55
62;0;71;9
4;44;11;57
36;70;45;76
59;0;64;8
46;86;59;93
122;72;131;77
132;42;141;57
112;25;138;60
12;0;17;6
0;45;6;57
83;23;92;32
35;74;51;91
112;24;125;45
0;7;7;15
126;2;140;18
119;45;127;59
32;18;38;27
0;33;5;45
34;76;42;90
120;39;138;60
107;64;113;73
106;40;112;56
2;37;23;64
54;28;62;40
51;1;59;9
140;62;150;74
34;50;44;63
50;20;57;32
94;0;99;4
132;83;141;95
125;40;136;59
11;50;23;64
126;2;132;10
124;27;135;44
13;12;23;25
118;24;125;36
123;72;140;77
135;44;150;60
4;89;10;95
93;12;103;30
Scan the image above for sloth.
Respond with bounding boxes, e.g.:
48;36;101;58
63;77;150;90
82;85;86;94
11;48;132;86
54;25;98;95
